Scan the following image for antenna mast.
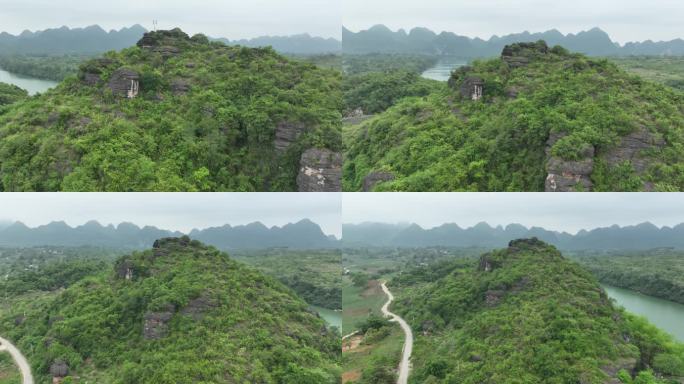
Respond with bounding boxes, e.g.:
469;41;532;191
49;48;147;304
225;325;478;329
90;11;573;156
153;20;158;32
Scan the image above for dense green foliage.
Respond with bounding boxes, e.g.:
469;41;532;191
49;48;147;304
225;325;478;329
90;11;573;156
575;250;684;305
344;71;441;115
343;54;438;76
0;55;88;81
611;56;684;91
0;237;340;383
344;45;684;191
0;83;27;107
341;54;441;116
234;249;342;310
391;239;684;383
0;29;342;191
0;246;123;297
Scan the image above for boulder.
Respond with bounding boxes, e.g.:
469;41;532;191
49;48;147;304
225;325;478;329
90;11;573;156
50;360;69;378
115;260;135;280
170;79;191;95
460;76;485;101
502;41;549;68
80;58;115;86
107;68;140;98
362;172;395;191
605;127;665;190
274;121;308;152
545;132;594;192
181;294;219;320
297;148;342;192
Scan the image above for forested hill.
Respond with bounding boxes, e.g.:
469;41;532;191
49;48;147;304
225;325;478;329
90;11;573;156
343;24;684;56
390;238;684;383
342;221;684;250
0;237;341;383
0;219;337;249
0;29;342;191
218;34;341;54
344;41;684;192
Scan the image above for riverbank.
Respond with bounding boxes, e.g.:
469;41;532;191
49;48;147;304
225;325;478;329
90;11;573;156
0;67;57;95
603;284;684;341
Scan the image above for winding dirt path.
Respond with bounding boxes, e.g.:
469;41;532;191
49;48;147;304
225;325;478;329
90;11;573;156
381;282;413;384
0;336;33;384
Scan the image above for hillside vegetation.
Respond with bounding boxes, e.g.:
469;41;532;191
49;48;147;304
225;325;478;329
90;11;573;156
576;250;684;305
344;41;684;192
0;237;340;383
0;83;27;107
390;239;684;383
0;29;342;191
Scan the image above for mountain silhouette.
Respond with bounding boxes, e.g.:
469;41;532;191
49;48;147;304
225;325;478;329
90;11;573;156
342;222;684;250
0;219;335;249
343;25;684;56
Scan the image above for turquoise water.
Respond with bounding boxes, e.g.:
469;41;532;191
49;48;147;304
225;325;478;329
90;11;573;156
421;57;468;81
311;305;342;330
0;67;58;95
602;284;684;341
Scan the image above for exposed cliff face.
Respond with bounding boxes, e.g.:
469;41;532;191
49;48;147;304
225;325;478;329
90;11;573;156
545;132;595;192
297;148;342;192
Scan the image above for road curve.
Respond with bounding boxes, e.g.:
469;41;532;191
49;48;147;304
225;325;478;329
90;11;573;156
0;336;33;384
381;282;413;384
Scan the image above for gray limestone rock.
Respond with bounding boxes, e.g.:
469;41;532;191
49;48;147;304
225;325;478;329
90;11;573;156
296;148;342;192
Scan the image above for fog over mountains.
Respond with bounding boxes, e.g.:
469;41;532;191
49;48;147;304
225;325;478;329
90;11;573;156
343;25;684;56
0;25;341;55
342;222;684;250
0;219;336;249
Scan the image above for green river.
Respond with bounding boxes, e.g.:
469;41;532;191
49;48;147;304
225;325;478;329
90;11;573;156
603;284;684;341
311;305;342;330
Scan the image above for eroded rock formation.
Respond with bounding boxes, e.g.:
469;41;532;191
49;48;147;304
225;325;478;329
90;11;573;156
501;41;550;68
107;68;140;98
297;148;342;192
143;306;175;339
545;132;594;192
274;121;308;152
605;127;665;191
362;171;395;191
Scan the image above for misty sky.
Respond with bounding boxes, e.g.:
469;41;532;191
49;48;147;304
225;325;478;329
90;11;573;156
344;0;684;44
0;193;342;237
0;0;341;39
343;193;684;234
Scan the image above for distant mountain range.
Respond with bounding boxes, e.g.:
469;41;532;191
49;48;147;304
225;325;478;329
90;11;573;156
343;25;684;56
0;25;340;55
0;219;336;249
216;34;341;54
342;222;684;250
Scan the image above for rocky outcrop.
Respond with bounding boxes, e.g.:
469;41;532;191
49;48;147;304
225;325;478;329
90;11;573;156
460;76;484;101
116;260;135;280
545;132;594;192
600;357;637;383
181;294;219;320
362;171;395;191
605;127;665;190
107;68;140;98
502;41;549;68
137;29;191;58
274;121;308;152
485;290;505;306
79;58;116;86
170;79;191;95
478;253;499;272
50;360;69;378
143;306;175;339
297;148;342;192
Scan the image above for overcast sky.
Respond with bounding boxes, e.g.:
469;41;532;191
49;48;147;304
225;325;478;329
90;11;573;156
0;193;341;237
344;0;684;44
0;0;341;39
343;193;684;234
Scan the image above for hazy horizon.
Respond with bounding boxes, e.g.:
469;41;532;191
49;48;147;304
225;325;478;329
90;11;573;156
344;0;684;44
343;193;684;235
0;193;341;237
0;0;341;40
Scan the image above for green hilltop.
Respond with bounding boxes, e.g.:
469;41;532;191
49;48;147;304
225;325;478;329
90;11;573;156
390;238;684;383
0;237;341;383
344;41;684;192
0;28;342;192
